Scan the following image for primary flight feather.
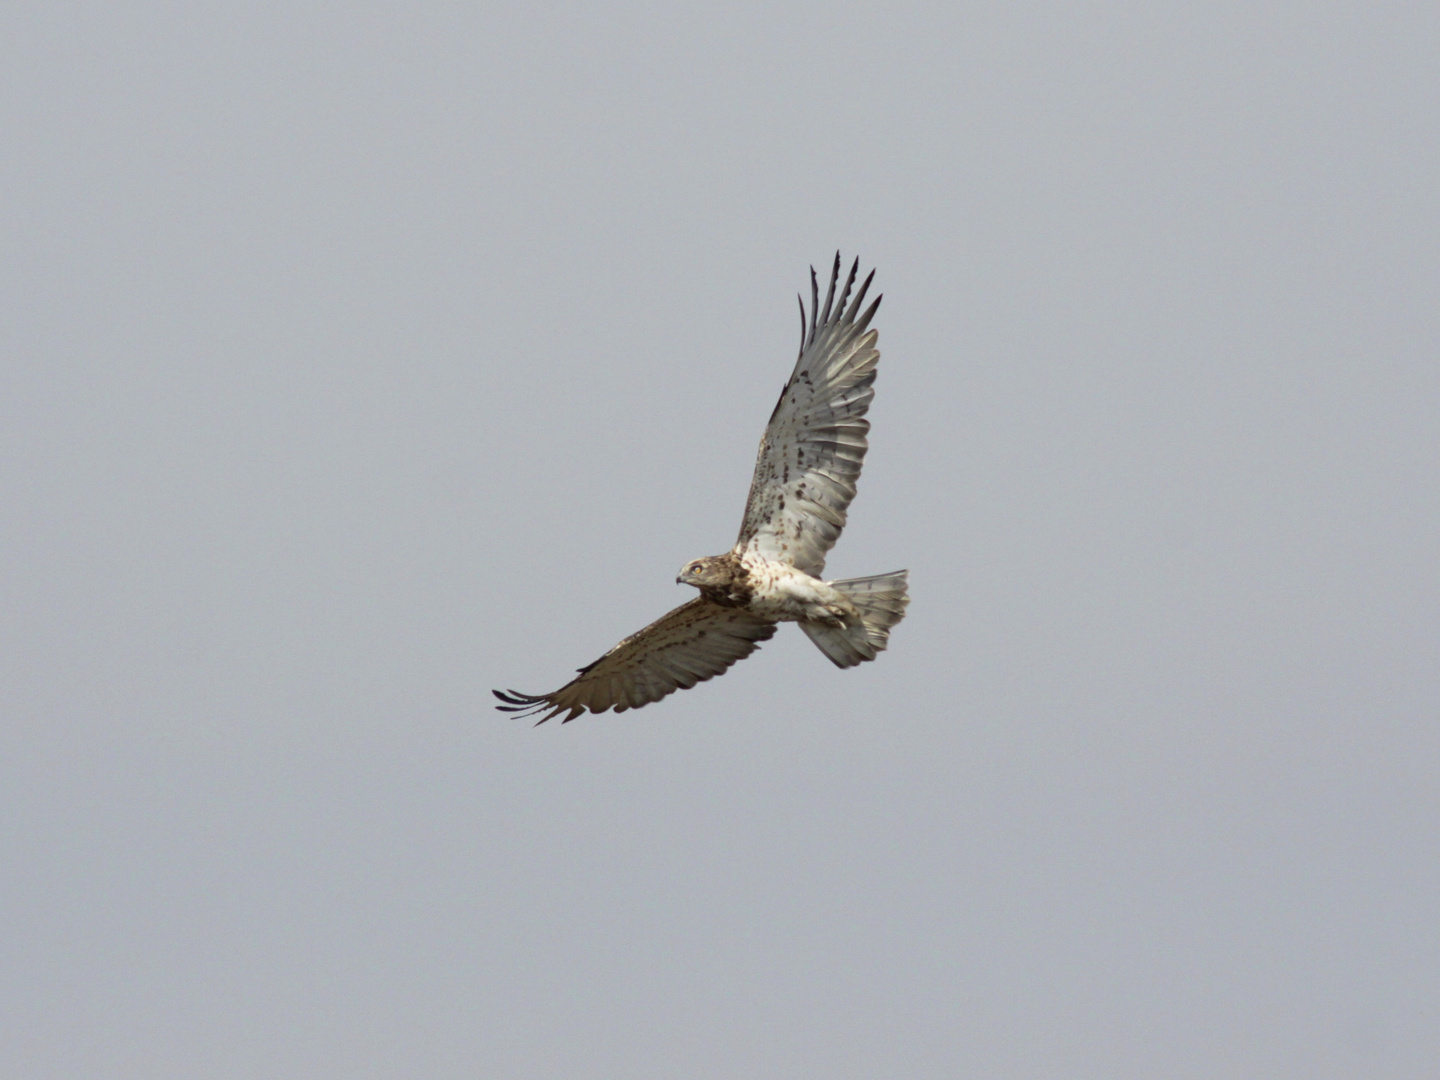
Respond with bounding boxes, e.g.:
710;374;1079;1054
495;254;909;723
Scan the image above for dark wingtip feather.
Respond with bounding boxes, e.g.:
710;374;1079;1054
819;251;841;327
796;294;806;359
492;688;578;725
835;257;859;322
855;292;882;332
808;266;820;347
845;268;877;324
494;689;556;722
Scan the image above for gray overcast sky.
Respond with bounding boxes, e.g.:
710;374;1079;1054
3;3;1437;1077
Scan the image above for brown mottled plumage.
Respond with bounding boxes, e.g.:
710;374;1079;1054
496;255;909;723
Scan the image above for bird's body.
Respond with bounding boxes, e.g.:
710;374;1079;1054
681;551;858;626
495;254;909;723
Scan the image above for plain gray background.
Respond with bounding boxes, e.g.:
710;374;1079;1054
4;3;1437;1077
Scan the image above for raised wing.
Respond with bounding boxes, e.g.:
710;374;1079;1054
737;254;882;576
494;598;776;723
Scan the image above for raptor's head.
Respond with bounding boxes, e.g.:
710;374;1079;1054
677;556;730;589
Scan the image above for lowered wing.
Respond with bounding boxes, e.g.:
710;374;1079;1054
494;598;776;723
736;254;882;577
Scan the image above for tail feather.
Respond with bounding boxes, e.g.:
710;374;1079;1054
800;570;910;669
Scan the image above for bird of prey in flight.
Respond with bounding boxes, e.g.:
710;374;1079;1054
495;254;908;722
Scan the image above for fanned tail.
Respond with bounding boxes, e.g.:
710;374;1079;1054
800;570;910;668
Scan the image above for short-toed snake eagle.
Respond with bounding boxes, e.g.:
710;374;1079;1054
495;255;909;722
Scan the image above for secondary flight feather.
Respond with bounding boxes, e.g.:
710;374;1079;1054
495;254;909;723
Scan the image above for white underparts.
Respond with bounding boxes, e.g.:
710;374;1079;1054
735;550;858;625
